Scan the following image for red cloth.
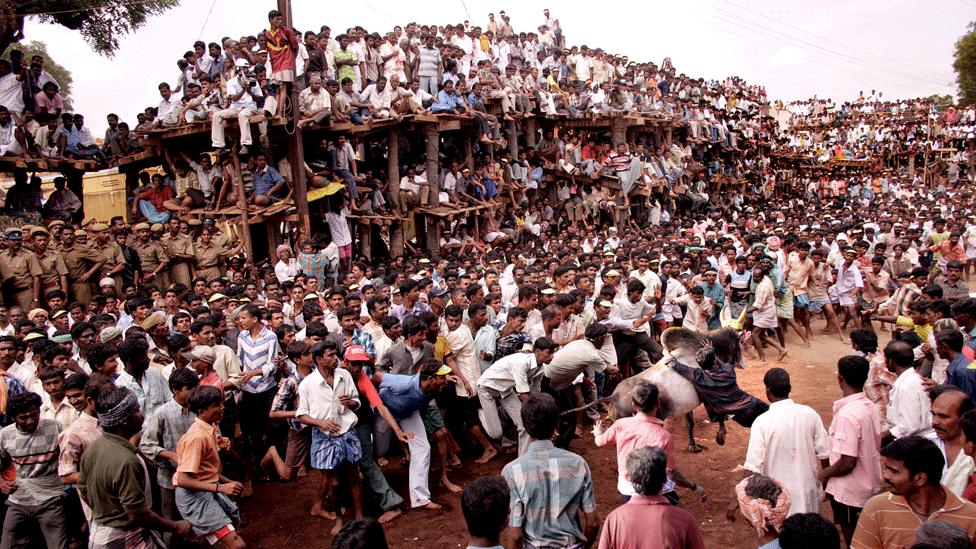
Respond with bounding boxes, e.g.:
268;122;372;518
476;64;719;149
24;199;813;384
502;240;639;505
964;472;976;503
263;26;299;74
597;494;706;549
142;184;174;211
354;368;383;408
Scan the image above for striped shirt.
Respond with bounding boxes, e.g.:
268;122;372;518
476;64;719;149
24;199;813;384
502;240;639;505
0;418;63;506
851;487;976;549
238;325;280;394
271;370;307;432
501;440;597;549
138;400;196;489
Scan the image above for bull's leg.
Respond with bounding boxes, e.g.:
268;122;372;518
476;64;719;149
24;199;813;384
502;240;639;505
686;411;703;453
716;419;727;446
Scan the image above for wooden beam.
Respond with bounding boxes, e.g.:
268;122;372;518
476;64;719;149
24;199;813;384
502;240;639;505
387;127;403;257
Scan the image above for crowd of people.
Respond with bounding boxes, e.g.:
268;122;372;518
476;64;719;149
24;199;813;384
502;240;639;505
0;5;973;549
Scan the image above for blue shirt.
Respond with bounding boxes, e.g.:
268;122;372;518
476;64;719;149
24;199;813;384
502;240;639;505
378;373;426;418
252;166;286;199
700;282;726;330
946;353;976;402
501;440;596;548
431;90;463;113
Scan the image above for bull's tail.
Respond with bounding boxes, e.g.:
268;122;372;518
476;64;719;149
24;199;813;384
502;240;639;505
558;395;617;416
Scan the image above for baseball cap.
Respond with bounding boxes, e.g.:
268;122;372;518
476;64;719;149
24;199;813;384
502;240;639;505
344;345;371;362
182;345;216;364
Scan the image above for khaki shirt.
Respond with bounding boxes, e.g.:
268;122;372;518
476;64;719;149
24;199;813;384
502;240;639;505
63;244;104;280
161;233;195;263
194;242;235;271
33;248;68;289
97;241;125;278
134;240;168;275
0;248;41;290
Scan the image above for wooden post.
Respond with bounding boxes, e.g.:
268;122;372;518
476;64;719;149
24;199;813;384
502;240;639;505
230;150;253;260
277;0;311;240
359;222;372;258
464;134;475;171
526;118;537;148
387;128;401;206
425;128;440;207
611;117;627;146
387;127;404;256
665;126;673;148
507;120;518;159
424;127;441;256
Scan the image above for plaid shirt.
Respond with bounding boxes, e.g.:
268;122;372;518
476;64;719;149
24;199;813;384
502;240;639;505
501;440;597;549
272;370;308;432
138;400;196;488
351;329;376;360
0;375;26;427
58;412;100;478
298;252;333;287
0;418;63;506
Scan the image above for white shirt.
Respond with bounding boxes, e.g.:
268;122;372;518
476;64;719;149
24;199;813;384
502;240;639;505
744;399;830;515
478;353;542;394
324;207;352;247
274;258;300;283
295;367;359;436
446;325;480;397
0;73;23;115
544;339;606;391
887;367;934;439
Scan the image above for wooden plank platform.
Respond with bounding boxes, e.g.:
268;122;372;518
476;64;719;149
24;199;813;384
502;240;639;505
0;156;100;172
417;204;493;217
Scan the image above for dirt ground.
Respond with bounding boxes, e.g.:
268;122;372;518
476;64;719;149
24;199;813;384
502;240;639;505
238;332;853;549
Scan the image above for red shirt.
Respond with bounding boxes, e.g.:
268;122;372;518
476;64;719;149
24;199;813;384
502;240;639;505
597;494;706;549
353;368;383;408
141;184;174;211
200;371;224;399
263;26;299;74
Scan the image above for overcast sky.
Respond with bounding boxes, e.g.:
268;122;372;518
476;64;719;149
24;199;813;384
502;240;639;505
23;0;966;133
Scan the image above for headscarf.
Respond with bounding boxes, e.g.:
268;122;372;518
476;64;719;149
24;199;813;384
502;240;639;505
735;475;791;537
98;390;139;428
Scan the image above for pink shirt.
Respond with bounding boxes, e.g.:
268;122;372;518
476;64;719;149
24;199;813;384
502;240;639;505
34;91;63;114
595;414;674;495
826;392;882;507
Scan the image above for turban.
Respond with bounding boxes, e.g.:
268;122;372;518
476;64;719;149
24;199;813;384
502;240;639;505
99;327;122;343
735;475;791;537
276;244;291;257
98;390;139;428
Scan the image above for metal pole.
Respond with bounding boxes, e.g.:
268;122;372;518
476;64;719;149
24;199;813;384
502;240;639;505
277;0;311;239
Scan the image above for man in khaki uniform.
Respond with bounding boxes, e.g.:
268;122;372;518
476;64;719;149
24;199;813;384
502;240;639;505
90;223;125;292
47;220;66;252
30;227;68;300
161;217;194;287
63;229;105;305
194;226;244;282
0;228;42;309
132;222;169;289
203;218;233;251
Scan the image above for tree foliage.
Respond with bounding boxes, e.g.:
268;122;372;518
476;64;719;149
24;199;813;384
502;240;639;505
18;41;73;109
954;21;976;106
0;0;180;58
927;94;954;110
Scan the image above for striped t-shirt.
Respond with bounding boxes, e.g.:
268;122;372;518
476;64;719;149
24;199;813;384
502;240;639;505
0;418;62;506
237;325;280;394
850;488;976;549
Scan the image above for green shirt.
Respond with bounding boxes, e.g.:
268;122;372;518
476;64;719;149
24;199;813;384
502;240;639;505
334;49;358;83
78;432;148;529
